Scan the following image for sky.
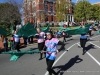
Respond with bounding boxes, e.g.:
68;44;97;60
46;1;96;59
0;0;100;4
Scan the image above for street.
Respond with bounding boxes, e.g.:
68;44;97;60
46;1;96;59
0;31;100;75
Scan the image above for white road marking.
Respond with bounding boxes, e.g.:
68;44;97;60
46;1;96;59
44;43;77;75
86;52;100;66
89;42;100;48
77;43;100;66
44;35;100;75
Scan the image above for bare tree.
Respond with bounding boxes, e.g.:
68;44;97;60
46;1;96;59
6;0;23;10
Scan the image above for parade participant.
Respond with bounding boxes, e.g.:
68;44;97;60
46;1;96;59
88;23;94;36
13;30;21;52
80;33;88;55
49;28;53;34
62;30;66;42
42;32;65;75
98;23;100;30
36;28;46;60
54;30;58;38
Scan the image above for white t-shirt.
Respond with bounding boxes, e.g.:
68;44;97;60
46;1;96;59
14;34;20;42
38;32;45;43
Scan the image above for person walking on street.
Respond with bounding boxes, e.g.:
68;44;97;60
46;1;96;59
36;28;46;60
88;23;94;36
42;32;65;75
62;31;66;42
80;33;88;55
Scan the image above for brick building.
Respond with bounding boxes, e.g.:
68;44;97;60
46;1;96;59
23;0;74;25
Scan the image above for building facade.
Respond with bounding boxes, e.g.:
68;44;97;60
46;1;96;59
23;0;74;25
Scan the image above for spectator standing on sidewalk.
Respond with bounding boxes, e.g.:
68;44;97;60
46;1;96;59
3;36;8;52
13;30;21;52
8;39;12;50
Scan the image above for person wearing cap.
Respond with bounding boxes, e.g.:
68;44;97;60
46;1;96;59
42;32;65;75
36;28;46;60
80;33;88;55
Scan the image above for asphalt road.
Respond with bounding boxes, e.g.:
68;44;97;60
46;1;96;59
0;31;100;75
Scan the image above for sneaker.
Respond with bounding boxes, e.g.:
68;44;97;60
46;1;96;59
39;58;43;60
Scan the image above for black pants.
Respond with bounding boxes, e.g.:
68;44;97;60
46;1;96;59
23;37;28;45
30;36;33;43
88;30;92;36
63;36;66;42
38;42;45;58
28;37;31;44
46;58;57;75
80;39;87;52
15;42;20;51
4;43;8;52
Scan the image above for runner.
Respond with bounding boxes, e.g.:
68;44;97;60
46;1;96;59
42;32;65;75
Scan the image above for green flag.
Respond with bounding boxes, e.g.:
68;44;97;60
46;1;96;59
66;27;89;35
0;26;8;36
41;23;50;32
17;22;37;37
75;27;89;34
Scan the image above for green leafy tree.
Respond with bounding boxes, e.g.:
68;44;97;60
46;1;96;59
56;0;70;22
0;3;21;31
89;4;100;20
74;0;91;21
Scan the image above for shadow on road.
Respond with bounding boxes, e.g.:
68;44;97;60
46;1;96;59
67;38;73;42
83;44;96;55
53;55;83;75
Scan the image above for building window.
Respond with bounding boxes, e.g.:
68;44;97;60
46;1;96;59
51;15;53;21
45;5;48;11
45;16;48;21
44;1;48;5
50;2;53;12
50;2;53;6
50;6;53;12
